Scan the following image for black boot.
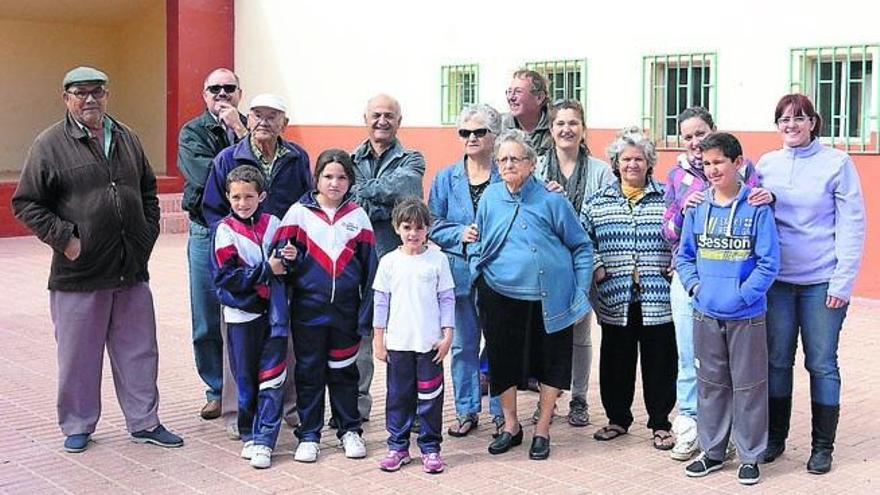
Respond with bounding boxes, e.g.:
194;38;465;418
762;396;792;463
807;402;839;474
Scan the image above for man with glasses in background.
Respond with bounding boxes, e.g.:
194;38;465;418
501;69;553;158
178;68;248;423
13;66;183;453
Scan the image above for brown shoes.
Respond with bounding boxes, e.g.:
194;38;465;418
200;399;221;420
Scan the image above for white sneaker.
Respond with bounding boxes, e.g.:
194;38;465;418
240;440;254;459
341;431;367;459
294;441;320;463
249;444;272;469
670;415;699;461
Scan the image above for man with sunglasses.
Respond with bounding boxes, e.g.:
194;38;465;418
348;94;425;424
13;66;183;453
178;68;248;423
501;69;553;158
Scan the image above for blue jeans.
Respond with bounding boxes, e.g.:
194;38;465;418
451;294;483;416
766;281;848;406
187;222;223;401
670;272;697;418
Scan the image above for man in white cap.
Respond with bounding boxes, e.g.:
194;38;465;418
13;66;183;453
177;67;248;422
202;93;311;225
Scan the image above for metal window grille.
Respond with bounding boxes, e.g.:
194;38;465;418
525;59;588;110
790;45;879;154
441;64;479;125
641;53;716;149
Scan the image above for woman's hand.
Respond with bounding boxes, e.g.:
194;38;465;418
593;266;606;283
747;187;774;206
683;190;705;210
373;329;388;362
433;327;454;363
64;236;81;261
826;295;847;309
461;223;479;244
545;180;564;193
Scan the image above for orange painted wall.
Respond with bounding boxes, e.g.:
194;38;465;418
284;125;879;299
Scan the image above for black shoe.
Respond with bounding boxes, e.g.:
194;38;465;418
685;454;724;477
327;416;338;429
807;402;839;475
762;396;791;463
737;463;760;485
488;424;523;455
529;435;550;460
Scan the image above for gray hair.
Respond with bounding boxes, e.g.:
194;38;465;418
606;126;657;175
494;129;537;162
457;104;502;134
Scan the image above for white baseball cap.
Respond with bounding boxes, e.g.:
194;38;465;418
249;94;287;113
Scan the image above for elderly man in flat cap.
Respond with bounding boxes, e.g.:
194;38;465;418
12;66;184;453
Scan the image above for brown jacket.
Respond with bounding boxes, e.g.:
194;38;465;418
12;112;159;291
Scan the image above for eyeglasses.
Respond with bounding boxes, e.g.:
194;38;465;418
66;87;107;100
498;155;530;165
776;115;812;126
205;84;238;95
458;128;490;139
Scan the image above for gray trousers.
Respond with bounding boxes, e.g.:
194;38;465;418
221;318;298;428
570;314;593;401
356;334;374;420
50;283;160;435
694;311;768;464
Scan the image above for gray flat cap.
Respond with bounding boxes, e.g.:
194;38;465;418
63;66;109;89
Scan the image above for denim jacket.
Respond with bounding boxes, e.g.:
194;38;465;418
469;176;592;333
427;158;501;296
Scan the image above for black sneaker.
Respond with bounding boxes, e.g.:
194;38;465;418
685;453;724;477
737;463;760;485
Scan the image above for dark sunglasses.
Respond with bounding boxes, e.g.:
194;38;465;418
458;128;490;139
205;84;238;95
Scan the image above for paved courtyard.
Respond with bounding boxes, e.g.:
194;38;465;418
0;234;877;494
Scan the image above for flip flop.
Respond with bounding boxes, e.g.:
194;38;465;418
593;424;628;441
447;415;478;437
653;429;675;450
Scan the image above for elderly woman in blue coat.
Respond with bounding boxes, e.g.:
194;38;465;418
428;104;503;438
470;129;592;460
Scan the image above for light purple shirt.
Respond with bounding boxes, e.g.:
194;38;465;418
756;139;865;300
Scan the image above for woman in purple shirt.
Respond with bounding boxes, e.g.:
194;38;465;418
756;94;865;475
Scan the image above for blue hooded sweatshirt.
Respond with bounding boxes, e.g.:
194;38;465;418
676;184;780;320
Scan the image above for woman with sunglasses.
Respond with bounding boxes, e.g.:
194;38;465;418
427;104;503;438
533;99;614;428
756;94;865;474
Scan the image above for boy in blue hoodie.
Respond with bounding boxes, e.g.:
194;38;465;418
676;133;780;485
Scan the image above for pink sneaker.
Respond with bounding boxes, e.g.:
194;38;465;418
379;450;412;472
421;452;444;474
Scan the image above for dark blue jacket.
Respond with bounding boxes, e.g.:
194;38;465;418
201;136;312;229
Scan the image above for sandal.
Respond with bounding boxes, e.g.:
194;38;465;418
447;414;478;437
653;429;675;450
593;424;628;441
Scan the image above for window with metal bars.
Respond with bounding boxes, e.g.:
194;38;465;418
525;60;587;109
440;64;478;125
641;53;716;149
790;45;878;154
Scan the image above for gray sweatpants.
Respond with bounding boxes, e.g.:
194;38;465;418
50;283;160;435
694;311;768;464
570;314;592;401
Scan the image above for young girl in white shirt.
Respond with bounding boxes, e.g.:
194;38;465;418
373;197;455;474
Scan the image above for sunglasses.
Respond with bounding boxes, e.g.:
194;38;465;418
458;128;490;139
66;87;107;100
205;84;238;95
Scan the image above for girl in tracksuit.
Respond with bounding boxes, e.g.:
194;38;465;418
274;149;377;463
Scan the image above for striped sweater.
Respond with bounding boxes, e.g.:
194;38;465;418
582;178;673;326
